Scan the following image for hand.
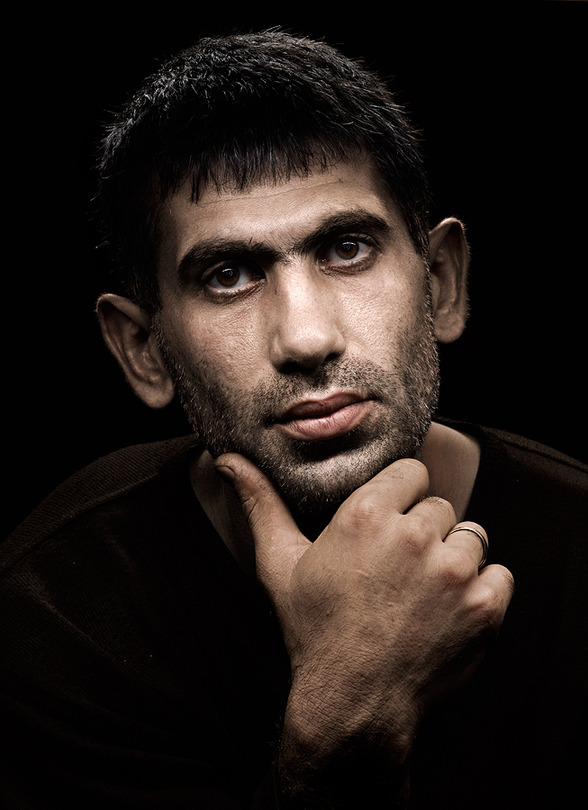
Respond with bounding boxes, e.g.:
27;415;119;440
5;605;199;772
215;454;514;803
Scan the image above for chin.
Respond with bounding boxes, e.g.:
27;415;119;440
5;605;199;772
263;438;411;516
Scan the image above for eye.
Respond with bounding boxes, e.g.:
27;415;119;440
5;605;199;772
322;238;372;265
206;264;260;292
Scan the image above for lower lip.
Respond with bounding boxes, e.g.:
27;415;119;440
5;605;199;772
277;400;372;442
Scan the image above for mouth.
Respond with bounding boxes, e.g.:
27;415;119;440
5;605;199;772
275;392;373;442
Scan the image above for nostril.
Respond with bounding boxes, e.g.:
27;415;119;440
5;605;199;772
269;315;346;371
275;350;344;376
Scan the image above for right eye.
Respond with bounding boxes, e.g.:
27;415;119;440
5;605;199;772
206;264;261;293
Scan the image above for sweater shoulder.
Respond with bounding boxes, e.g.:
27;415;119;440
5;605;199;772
483;425;588;489
1;435;200;574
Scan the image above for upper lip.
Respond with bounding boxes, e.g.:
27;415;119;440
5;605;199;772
276;392;366;422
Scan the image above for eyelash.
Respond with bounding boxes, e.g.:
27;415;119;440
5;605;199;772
319;236;375;270
202;263;264;296
202;235;377;297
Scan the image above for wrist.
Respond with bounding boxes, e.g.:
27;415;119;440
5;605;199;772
275;675;416;808
284;664;418;760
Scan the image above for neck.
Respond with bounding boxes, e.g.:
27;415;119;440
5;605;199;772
191;421;480;574
416;421;480;522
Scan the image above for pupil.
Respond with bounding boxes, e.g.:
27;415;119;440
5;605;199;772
338;241;358;259
218;267;239;286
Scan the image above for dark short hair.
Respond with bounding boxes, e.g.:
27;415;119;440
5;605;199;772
95;30;431;312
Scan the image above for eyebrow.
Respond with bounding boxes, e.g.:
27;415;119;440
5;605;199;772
176;209;393;286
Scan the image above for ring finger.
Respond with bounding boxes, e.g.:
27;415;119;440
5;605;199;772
444;522;489;569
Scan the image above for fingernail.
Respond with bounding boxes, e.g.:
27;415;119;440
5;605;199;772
213;462;236;486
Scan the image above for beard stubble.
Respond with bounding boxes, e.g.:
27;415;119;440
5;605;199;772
152;302;440;515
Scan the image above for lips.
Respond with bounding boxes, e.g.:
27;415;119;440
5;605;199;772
276;393;373;442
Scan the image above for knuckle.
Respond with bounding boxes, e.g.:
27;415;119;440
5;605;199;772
240;492;271;538
343;488;385;532
502;566;516;598
396;514;434;557
436;547;473;587
240;492;258;521
403;513;429;542
467;582;508;634
424;495;456;525
403;511;437;543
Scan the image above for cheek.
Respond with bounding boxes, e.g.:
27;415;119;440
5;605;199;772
342;271;427;355
164;308;267;391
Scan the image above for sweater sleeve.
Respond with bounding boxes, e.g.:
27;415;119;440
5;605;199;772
1;443;290;809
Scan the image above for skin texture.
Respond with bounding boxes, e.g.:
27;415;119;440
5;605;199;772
97;159;514;806
157;161;439;508
215;453;513;805
101;161;460;507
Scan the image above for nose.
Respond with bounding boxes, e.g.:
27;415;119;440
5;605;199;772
268;267;346;372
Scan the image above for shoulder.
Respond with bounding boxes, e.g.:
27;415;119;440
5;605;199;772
1;435;202;574
438;417;588;489
478;424;588;494
437;417;588;537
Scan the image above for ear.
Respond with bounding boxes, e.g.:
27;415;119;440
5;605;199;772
96;294;176;409
428;218;470;343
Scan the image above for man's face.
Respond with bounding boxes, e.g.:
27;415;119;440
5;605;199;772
154;160;439;513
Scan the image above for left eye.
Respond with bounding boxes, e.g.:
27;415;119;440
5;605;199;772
324;239;371;263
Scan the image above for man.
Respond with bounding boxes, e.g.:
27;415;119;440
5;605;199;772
1;30;586;809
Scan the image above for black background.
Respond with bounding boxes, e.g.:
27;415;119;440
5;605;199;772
5;2;587;535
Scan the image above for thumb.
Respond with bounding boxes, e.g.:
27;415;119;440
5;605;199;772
213;453;311;593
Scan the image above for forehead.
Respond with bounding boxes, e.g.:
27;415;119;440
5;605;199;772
157;160;411;275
